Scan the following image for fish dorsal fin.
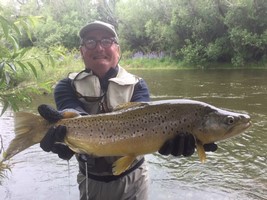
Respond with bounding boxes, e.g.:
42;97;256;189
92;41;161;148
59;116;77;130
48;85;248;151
112;155;136;175
196;140;207;163
113;102;148;111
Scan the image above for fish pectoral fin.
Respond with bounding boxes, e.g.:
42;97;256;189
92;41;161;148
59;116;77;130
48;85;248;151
196;140;207;163
112;155;136;176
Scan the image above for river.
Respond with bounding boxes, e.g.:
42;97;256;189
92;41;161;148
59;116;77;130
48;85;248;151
0;69;266;200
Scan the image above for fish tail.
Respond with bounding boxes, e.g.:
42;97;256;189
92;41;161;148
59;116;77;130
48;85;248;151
2;112;49;161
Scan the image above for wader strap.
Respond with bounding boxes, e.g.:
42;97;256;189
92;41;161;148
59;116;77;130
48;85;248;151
79;157;145;183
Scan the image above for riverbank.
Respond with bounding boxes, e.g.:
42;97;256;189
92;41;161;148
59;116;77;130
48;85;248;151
122;58;267;69
20;56;267;86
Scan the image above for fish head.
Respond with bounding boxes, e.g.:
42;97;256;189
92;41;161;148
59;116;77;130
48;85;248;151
194;106;251;144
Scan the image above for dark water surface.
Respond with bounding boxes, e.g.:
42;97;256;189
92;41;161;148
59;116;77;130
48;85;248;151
1;69;266;200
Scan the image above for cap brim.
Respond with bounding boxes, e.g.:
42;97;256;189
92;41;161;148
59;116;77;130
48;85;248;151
79;21;118;40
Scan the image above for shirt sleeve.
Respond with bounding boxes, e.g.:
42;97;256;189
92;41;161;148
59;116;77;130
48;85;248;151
130;78;150;102
54;78;88;114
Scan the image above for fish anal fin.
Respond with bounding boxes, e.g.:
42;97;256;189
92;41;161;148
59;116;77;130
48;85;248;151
112;155;136;175
196;140;207;163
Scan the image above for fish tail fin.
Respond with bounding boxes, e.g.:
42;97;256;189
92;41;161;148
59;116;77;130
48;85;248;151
2;112;49;161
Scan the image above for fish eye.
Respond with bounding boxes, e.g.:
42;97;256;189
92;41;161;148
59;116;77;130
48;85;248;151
226;116;235;125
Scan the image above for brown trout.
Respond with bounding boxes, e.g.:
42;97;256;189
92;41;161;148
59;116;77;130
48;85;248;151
2;99;251;175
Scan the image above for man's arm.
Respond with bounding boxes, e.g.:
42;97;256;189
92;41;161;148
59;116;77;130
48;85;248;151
39;78;88;159
54;78;88;114
131;79;150;102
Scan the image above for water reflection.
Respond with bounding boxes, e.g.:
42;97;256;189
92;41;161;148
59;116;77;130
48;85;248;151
1;69;267;200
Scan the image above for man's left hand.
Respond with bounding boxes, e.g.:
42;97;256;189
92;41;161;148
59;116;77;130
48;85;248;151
158;132;218;157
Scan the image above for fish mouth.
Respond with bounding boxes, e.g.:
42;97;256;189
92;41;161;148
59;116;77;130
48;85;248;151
245;121;252;129
225;120;252;139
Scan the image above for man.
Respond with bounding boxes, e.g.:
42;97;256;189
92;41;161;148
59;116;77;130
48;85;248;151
39;21;217;200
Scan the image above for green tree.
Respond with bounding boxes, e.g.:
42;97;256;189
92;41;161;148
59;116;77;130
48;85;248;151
2;0;266;66
224;0;267;65
18;0;99;49
0;5;53;115
116;0;267;65
116;0;154;53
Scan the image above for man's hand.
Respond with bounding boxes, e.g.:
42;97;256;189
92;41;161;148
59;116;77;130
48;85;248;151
158;132;218;157
38;104;76;160
40;125;74;160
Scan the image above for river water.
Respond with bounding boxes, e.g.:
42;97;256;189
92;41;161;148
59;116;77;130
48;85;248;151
0;69;266;200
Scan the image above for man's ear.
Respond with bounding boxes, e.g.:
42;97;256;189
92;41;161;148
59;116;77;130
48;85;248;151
117;45;121;58
80;46;85;58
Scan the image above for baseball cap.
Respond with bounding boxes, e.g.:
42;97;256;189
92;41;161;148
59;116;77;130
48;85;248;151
79;20;118;41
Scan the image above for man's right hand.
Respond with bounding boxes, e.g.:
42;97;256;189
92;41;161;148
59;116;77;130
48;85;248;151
38;104;75;160
40;125;74;160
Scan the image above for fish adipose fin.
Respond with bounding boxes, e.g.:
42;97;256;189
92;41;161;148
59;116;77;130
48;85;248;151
196;140;206;163
112;155;136;175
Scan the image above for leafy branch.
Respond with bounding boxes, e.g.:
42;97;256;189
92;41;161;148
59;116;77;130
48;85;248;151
0;12;55;115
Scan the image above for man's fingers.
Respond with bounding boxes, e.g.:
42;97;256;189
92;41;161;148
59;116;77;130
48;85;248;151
54;126;67;142
40;127;56;152
183;134;195;157
203;143;218;152
158;140;173;155
38;104;63;123
171;133;185;156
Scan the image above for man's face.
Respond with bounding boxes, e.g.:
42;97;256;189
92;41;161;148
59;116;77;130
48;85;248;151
80;29;120;78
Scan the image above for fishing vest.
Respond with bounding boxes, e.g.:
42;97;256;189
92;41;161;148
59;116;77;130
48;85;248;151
69;66;144;177
69;66;140;114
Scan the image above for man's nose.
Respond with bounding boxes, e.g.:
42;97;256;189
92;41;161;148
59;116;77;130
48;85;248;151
95;41;104;51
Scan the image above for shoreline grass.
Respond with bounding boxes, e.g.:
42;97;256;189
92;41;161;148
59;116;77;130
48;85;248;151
16;49;267;93
121;58;267;70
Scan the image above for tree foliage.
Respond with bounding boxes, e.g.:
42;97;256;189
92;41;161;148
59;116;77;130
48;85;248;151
116;0;267;65
2;0;265;66
0;5;55;115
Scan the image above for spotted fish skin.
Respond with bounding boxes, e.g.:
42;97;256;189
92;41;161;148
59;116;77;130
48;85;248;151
2;99;251;175
59;99;251;158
